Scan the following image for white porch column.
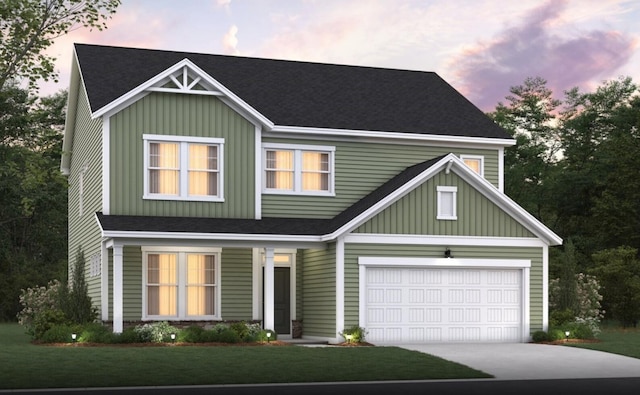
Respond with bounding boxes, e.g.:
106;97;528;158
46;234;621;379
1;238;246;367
113;244;123;333
264;247;275;331
100;242;109;321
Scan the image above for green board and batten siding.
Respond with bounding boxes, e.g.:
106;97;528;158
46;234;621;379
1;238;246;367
67;83;104;308
301;246;337;337
261;137;499;219
109;92;256;218
356;170;535;238
343;244;545;333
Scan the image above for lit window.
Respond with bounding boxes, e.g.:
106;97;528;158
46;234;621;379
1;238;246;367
143;248;220;319
437;186;457;220
263;143;335;195
144;135;224;201
460;155;484;176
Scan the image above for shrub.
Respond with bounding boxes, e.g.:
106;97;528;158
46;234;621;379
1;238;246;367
79;323;113;343
245;322;263;342
40;324;76;343
229;321;249;341
181;325;206;343
60;249;98;325
548;328;566;341
115;328;141;344
339;325;367;343
531;330;549;343
565;320;596;340
213;328;240;343
134;321;180;343
17;280;64;338
258;329;277;342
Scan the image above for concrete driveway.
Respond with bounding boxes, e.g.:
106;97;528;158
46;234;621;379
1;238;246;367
398;343;640;380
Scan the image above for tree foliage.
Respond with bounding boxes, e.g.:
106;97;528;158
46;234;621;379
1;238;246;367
0;0;120;92
492;76;640;325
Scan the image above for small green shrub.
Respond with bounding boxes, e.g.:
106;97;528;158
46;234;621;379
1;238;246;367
213;328;240;343
339;325;367;343
211;323;229;333
548;328;566;341
531;330;549;343
245;322;263;342
550;309;575;327
229;321;249;340
565;321;596;339
79;323;112;343
115;328;141;344
40;324;75;343
32;308;67;340
181;325;205;343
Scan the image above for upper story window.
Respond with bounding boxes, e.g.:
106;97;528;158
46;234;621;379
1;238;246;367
262;143;335;196
437;186;457;220
143;134;224;202
460;155;484;177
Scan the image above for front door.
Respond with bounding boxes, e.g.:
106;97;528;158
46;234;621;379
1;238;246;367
273;267;291;335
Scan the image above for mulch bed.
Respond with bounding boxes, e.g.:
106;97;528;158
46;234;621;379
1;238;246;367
533;339;602;345
38;340;376;347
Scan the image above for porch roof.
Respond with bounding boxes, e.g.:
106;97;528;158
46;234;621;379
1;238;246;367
96;156;444;239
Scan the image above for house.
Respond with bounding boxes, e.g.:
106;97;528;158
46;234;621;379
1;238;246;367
61;43;562;343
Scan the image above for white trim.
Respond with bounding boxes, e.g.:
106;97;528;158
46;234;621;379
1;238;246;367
436;186;457;220
142;134;225;202
358;257;531;268
113;244;123;333
343;234;547;247
523;267;531;341
254;125;262;219
336;237;345;340
252;248;261;320
140;246;222;321
542;244;549;332
459;154;484;177
102;230;324;243
102;117;110;214
100;241;109;321
262;142;336;196
263;248;275;331
269;125;516;148
498;147;505;193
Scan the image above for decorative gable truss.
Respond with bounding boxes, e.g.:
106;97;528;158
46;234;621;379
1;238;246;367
91;59;271;127
146;63;223;96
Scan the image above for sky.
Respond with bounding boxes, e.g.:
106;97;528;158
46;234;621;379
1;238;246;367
43;0;640;112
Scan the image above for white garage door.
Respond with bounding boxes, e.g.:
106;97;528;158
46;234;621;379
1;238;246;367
365;267;523;343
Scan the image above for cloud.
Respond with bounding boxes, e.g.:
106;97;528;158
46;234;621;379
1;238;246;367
449;0;638;111
222;25;240;55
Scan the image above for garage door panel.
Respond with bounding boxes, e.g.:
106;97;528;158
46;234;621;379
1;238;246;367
365;267;523;343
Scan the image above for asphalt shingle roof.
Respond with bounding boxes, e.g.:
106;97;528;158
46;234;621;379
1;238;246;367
74;43;511;140
97;156;445;236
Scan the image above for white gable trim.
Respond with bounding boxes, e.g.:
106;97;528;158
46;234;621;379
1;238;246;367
323;153;562;246
91;58;273;128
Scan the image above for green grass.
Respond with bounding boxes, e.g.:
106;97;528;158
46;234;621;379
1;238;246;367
566;327;640;359
0;323;491;389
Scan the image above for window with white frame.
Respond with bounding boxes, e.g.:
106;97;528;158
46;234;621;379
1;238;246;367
263;143;335;195
143;135;224;201
142;247;221;319
437;186;457;220
460;155;484;177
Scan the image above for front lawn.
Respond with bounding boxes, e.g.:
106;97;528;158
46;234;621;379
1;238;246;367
0;323;491;389
565;327;640;359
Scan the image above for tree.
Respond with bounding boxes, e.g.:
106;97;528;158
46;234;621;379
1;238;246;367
488;77;561;223
591;246;640;327
0;0;120;92
0;87;68;321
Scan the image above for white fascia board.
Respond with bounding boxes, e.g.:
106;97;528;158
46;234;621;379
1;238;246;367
101;230;323;243
91;59;274;128
269;125;516;148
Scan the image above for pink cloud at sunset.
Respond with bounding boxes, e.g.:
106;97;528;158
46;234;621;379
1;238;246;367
449;0;638;111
